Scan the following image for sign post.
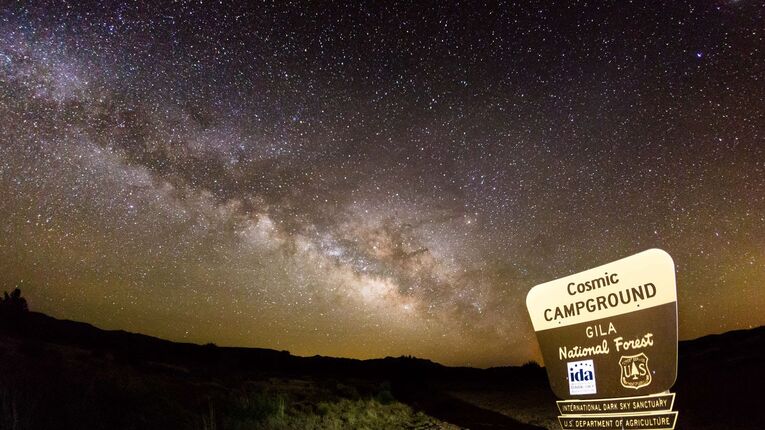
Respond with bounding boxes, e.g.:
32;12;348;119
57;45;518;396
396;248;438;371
526;249;679;429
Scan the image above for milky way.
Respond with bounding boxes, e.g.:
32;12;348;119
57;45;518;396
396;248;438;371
0;1;763;366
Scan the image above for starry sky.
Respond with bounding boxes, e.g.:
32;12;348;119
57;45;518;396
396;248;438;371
0;0;763;367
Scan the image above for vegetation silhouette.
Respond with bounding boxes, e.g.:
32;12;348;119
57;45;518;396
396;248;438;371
0;288;28;316
0;295;544;429
0;294;762;429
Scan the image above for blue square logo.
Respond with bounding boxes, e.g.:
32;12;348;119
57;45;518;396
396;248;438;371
567;359;596;395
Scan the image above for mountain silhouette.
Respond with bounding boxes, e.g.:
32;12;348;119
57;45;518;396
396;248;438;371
0;309;762;429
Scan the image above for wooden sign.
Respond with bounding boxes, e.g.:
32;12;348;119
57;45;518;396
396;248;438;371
526;249;678;399
556;392;675;415
558;411;678;430
556;392;677;429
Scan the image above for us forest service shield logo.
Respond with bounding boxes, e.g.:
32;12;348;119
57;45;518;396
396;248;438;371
619;353;652;389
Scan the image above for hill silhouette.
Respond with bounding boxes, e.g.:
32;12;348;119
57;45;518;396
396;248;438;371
0;309;544;429
0;306;762;429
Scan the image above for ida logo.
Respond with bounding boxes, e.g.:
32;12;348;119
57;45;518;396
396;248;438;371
567;359;596;395
619;352;652;389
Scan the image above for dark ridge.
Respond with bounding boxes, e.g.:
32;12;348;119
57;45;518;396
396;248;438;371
0;310;551;429
0;311;543;385
1;310;763;429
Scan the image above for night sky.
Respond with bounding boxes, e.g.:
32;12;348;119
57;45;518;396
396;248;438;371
1;0;763;367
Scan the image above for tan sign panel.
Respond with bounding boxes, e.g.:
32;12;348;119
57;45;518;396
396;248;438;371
558;411;678;430
557;393;675;415
526;249;678;399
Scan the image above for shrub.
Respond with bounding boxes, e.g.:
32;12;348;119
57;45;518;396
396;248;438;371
221;389;287;429
374;390;395;405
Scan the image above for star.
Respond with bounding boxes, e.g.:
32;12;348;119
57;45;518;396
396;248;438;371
0;0;762;367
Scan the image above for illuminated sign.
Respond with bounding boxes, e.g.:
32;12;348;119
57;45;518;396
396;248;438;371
526;249;678;400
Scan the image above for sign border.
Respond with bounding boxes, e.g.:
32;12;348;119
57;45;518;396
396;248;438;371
558;410;678;430
556;392;676;415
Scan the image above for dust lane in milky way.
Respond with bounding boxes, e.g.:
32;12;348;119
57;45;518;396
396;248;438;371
0;1;763;366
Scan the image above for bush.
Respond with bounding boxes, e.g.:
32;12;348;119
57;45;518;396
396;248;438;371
334;383;360;400
374;389;395;405
221;389;286;429
521;360;541;369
